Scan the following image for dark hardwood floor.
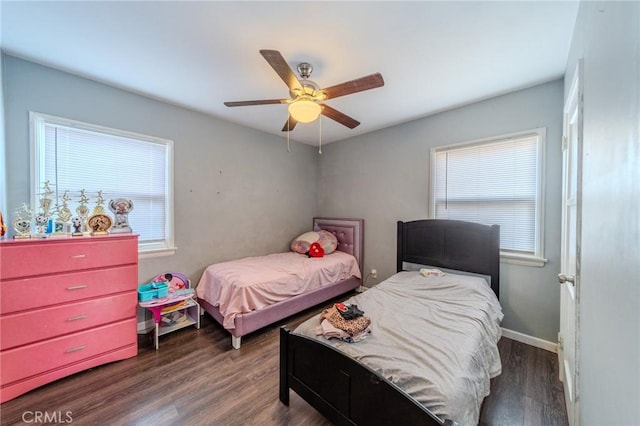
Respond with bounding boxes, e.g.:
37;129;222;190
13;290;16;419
479;338;568;426
0;300;568;426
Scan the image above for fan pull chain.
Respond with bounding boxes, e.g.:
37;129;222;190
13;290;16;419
286;115;291;152
318;115;322;155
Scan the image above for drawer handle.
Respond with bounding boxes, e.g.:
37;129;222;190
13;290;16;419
67;314;87;322
70;254;86;259
66;285;87;291
65;345;86;353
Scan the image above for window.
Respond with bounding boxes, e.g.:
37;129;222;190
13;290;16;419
30;112;175;257
430;129;546;266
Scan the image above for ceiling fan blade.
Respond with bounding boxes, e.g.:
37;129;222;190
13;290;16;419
321;105;360;129
260;49;303;93
224;99;286;107
281;115;298;132
321;73;384;100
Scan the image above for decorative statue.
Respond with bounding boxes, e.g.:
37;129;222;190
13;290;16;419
109;199;134;234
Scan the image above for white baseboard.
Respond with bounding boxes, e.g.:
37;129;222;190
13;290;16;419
501;327;558;353
137;319;154;334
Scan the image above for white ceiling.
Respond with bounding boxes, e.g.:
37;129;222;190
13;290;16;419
1;1;579;146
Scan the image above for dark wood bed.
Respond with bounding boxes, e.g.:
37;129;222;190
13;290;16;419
279;219;500;426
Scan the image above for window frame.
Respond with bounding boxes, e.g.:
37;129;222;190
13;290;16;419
429;128;547;267
29;111;176;258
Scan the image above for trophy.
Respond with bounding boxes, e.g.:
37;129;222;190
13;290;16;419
12;203;33;239
109;199;134;234
34;214;49;236
92;191;106;215
53;190;73;235
34;181;54;236
75;189;91;234
87;191;112;236
71;217;84;236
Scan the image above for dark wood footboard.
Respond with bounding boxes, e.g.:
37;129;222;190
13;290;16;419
280;327;455;426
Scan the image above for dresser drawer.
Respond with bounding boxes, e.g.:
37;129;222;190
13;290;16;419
0;236;137;280
1;293;136;350
0;319;137;386
1;265;137;314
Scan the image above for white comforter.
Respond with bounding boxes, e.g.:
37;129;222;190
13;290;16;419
197;251;361;329
294;270;503;426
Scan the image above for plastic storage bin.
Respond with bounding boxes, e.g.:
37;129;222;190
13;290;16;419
138;282;169;302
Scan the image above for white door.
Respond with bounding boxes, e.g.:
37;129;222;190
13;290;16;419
559;61;582;426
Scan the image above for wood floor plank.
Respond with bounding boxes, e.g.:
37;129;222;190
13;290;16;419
480;337;526;425
0;303;568;426
479;336;569;426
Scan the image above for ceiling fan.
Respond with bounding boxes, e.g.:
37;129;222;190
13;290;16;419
224;50;385;132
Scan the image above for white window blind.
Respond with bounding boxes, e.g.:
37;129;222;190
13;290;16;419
30;112;174;255
431;129;545;263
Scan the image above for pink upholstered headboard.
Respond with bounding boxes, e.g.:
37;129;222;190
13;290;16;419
313;217;364;277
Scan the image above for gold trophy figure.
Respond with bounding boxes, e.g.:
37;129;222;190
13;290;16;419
76;189;90;234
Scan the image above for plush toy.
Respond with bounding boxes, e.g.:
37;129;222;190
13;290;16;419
308;242;325;258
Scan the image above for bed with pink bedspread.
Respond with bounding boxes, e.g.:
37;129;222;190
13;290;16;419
196;218;363;349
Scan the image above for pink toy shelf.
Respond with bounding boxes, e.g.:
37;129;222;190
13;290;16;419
138;272;200;350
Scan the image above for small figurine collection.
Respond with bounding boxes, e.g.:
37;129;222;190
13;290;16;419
2;181;135;239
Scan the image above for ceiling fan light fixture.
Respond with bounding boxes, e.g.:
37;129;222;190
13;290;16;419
288;99;322;123
224;50;384;132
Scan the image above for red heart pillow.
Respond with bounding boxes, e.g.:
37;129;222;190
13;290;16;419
308;242;325;258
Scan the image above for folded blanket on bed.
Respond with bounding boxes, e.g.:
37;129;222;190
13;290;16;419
420;268;445;277
320;305;371;336
316;319;371;343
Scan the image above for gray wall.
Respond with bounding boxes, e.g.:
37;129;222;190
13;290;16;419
0;3;5;214
564;1;640;424
2;55;319;284
0;52;6;214
318;80;564;343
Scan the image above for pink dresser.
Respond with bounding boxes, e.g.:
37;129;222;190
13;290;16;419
0;235;138;403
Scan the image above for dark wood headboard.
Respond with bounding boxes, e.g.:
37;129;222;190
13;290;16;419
397;219;500;298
